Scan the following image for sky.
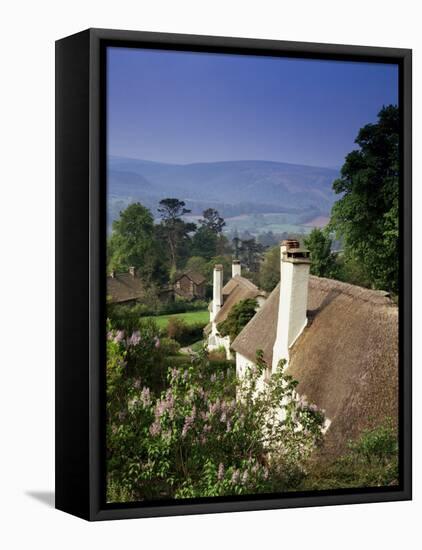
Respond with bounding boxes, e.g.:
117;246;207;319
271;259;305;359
107;47;398;169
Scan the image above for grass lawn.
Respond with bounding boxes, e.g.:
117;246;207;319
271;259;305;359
147;309;209;329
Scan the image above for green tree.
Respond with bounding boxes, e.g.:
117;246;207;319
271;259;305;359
239;238;264;272
191;226;218;260
199;208;226;234
330;105;399;293
157;198;196;272
107;202;166;283
217;298;258;341
185;256;208;277
259;245;280;292
304;228;337;278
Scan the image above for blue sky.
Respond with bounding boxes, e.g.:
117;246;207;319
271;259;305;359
107;47;398;168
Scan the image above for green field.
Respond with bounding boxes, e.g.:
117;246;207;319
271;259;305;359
147;309;209;329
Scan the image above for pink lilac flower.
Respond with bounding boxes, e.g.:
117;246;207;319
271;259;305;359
220;412;227;423
107;331;114;341
181;406;196;438
149;421;161;436
208;402;219;415
170;368;179;379
226;421;231;433
154;336;160;349
217;463;224;481
127;330;141;347
114;330;125;343
133;378;142;389
231;469;240;484
210;373;216;383
242;471;249;484
140;387;151;407
154;390;175;419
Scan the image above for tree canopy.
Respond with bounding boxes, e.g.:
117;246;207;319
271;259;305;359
199;208;226;234
304;228;337;279
157;198;196;272
107;202;166;283
330;105;399;294
259;245;280;292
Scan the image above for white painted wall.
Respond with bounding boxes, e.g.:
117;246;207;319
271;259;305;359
272;258;310;370
211;266;223;322
232;261;241;277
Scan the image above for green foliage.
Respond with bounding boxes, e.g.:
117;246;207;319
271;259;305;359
217;298;258;341
304;228;338;278
184;256;208;277
190;226;218;260
238;238;265;272
107;289;162;332
106;318;167;402
107;346;325;502
107;203;167;283
204;255;233;286
157;198;196;271
330;105;399;294
199;208;226;234
259;245;280;292
301;422;398;491
334;254;372;288
166;317;206;346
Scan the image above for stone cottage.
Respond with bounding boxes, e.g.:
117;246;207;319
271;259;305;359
173;270;206;300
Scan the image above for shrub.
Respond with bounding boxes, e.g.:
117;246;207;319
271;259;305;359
166;318;205;347
106;318;167;398
161;298;208;315
208;346;227;361
106;349;325;502
301;421;398;491
159;337;181;356
217;298;258;341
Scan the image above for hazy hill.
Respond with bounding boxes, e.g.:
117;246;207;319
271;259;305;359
107;156;339;234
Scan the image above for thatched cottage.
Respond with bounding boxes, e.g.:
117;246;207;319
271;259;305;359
107;267;173;305
207;260;266;359
107;267;146;305
232;240;398;458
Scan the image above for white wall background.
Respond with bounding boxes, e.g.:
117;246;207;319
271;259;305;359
1;1;419;548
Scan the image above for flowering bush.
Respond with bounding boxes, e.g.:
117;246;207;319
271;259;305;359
107;339;325;502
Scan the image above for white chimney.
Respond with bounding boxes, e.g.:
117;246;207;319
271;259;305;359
211;264;224;322
232;259;241;278
272;240;311;370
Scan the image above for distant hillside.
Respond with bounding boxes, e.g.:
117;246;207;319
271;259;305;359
107;156;339;234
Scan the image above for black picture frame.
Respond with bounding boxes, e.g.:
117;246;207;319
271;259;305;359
55;28;412;521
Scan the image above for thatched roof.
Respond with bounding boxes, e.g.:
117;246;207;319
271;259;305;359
174;270;206;286
232;276;398;457
107;271;145;304
214;276;266;325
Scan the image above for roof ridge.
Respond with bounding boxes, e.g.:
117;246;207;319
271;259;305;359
309;276;396;306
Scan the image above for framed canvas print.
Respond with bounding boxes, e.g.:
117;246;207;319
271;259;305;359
55;28;412;521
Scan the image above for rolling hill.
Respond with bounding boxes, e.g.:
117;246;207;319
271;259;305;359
107;156;339;234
